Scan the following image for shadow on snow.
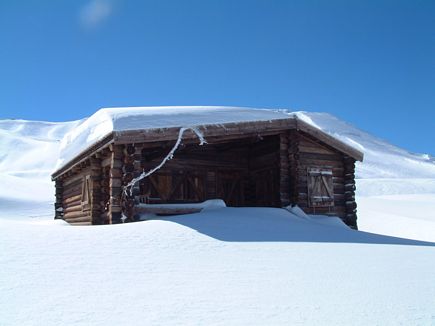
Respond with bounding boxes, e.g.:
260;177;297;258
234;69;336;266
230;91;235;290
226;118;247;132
152;207;435;247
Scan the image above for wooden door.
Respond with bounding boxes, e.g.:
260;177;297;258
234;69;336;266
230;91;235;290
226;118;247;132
216;170;245;206
250;168;280;207
140;170;206;204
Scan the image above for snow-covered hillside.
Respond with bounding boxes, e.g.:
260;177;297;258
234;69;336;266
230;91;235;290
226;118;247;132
0;119;80;219
1;111;435;325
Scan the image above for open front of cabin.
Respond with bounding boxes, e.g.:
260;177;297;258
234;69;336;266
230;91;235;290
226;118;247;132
137;134;281;207
52;107;362;228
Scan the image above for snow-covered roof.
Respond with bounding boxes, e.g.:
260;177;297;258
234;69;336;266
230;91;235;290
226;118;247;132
55;106;290;171
54;106;363;175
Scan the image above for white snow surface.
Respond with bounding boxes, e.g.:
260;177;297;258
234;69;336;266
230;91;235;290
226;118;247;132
1;109;435;325
2;207;435;326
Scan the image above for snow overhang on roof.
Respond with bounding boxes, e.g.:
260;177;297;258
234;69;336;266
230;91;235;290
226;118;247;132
52;106;363;178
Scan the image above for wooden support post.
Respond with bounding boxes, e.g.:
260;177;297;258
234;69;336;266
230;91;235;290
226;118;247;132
109;145;124;224
122;143;143;222
288;129;300;205
343;155;358;229
90;157;103;224
279;132;290;207
54;179;63;219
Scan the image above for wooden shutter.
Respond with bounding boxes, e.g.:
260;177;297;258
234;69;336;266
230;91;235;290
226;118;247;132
307;167;334;207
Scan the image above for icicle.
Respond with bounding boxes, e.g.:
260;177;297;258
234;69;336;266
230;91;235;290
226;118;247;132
124;127;207;196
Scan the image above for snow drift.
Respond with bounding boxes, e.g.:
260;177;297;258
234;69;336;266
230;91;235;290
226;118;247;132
1;207;435;325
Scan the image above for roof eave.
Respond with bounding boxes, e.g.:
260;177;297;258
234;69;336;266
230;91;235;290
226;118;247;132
52;115;363;180
51;132;115;180
295;118;364;162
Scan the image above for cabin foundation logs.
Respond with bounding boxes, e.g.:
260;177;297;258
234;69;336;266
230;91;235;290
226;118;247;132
343;155;357;229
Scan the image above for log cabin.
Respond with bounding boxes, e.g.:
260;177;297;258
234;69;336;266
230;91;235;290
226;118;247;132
51;107;363;228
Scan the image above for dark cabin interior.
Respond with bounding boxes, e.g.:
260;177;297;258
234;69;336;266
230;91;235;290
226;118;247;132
138;135;281;207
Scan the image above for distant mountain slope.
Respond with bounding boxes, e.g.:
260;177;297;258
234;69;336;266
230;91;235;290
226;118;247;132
293;112;435;179
0;119;81;177
0;119;80;218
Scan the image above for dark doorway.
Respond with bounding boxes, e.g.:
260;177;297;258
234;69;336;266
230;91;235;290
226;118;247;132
138;135;281;207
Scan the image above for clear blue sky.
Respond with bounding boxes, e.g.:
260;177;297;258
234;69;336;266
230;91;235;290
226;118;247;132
0;0;434;154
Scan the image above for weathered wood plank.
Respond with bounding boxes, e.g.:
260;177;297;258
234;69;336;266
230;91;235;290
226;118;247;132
63;205;83;214
63;192;83;203
64;210;89;219
65;215;92;224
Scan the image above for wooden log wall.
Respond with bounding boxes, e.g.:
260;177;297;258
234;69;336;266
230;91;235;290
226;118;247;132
122;143;143;221
127;135;281;208
293;132;348;221
54;128;358;226
139;139;251;207
288;129;300;205
279;132;290;207
248;136;280;207
89;157;103;224
343;155;358;229
109;144;124;224
60;163;92;225
54;179;63;219
97;147;114;224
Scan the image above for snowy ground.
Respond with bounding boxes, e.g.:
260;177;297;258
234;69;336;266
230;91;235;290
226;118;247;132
1;111;435;325
1;208;435;325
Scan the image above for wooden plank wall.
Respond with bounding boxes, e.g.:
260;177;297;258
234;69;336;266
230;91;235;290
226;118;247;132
279;132;290;207
127;135;281;208
89;157;103;224
139;139;250;206
57;155;105;225
249;136;280;207
109;145;124;224
55;130;358;226
61;165;93;225
54;179;63;220
293;132;348;220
